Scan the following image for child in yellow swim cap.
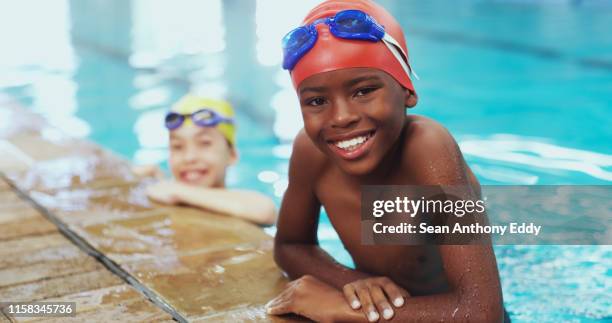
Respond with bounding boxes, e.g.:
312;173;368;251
136;94;276;225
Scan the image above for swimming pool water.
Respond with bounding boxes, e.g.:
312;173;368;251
1;0;610;321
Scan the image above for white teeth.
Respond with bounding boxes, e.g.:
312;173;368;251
184;171;203;181
334;134;371;151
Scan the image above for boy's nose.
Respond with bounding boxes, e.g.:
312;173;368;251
183;147;199;163
330;100;360;129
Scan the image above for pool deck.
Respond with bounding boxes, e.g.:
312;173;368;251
0;100;299;322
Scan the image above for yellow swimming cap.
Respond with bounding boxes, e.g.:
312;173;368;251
170;95;236;146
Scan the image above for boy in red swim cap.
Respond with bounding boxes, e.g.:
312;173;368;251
268;0;508;321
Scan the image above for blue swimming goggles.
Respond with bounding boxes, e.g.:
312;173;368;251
281;9;416;79
164;108;234;130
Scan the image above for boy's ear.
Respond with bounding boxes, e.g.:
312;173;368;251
404;89;418;109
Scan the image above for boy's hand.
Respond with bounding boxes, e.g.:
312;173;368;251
343;277;410;321
146;180;182;205
267;275;364;323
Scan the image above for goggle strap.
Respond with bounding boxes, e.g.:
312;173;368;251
382;39;414;81
194;108;234;121
382;34;419;81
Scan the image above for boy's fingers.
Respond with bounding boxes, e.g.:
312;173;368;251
266;301;292;315
355;287;378;322
371;285;394;320
381;282;406;307
265;292;294;315
274;287;294;302
266;287;293;307
343;284;361;309
265;296;281;309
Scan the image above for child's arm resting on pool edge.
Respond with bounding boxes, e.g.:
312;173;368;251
270;245;504;322
359;124;504;322
274;131;374;288
353;122;505;322
146;180;276;225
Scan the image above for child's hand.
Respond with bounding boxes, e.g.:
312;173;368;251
146;180;182;205
267;275;360;322
343;277;410;322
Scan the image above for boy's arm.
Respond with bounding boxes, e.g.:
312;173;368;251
268;246;503;322
367;246;504;323
382;118;504;322
147;181;276;225
274;130;372;288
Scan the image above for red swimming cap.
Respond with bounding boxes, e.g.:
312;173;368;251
290;0;415;94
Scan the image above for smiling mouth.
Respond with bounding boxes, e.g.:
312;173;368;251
332;131;375;151
326;130;376;160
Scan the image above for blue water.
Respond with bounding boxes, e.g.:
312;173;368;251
1;0;610;321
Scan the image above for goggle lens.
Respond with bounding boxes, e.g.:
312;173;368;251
283;27;311;50
334;10;369;33
165;113;184;130
192;109;215;127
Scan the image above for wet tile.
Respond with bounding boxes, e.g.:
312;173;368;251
24;300;173;323
0;216;57;241
0;204;40;223
75;207;271;263
25;181;156;226
0;140;33;174
122;241;287;319
0;234;70;268
0;179;10;190
0;269;122;302
0;195;57;242
15;300;172;323
43;285;141;313
5;152;137;193
0;200;37;220
0;190;24;206
14;285;173;322
7;132;97;164
193;307;307;322
0;253;100;288
0;243;85;272
2;133;137;193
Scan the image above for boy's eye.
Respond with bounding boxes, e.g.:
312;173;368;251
197;139;212;146
306;97;327;107
354;86;378;97
170;144;183;151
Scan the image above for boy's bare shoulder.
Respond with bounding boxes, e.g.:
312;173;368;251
401;115;468;184
289;129;328;181
403;115;455;146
